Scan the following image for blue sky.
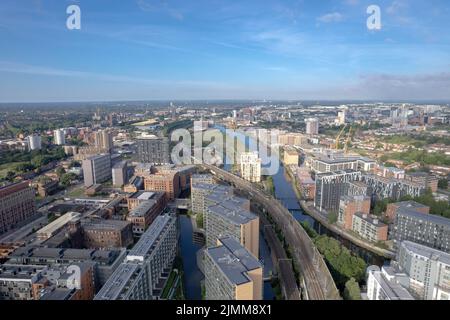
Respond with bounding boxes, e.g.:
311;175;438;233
0;0;449;102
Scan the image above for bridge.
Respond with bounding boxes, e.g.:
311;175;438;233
202;163;341;300
168;199;191;210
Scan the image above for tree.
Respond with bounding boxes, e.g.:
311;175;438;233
314;235;367;287
15;163;35;173
196;213;204;229
5;171;15;182
60;173;77;187
56;167;66;178
328;211;338;224
344;278;361;300
438;178;449;190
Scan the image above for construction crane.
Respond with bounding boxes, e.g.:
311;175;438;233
344;125;354;154
335;124;348;149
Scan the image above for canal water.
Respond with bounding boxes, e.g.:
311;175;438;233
179;215;203;300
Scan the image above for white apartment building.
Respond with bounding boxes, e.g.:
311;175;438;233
240;152;261;183
27;134;42;151
396;241;450;300
366;265;414;300
53;129;66;146
305;118;319;135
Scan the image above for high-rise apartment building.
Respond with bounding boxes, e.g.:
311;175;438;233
53;129;66;146
240;152;261;183
190;174;215;189
112;161;128;187
136;136;170;165
311;156;376;174
314;170;362;212
204;237;263;300
366;265;414;300
95;130;113;152
305;118;319;135
396;241;450;300
206;201;259;258
0;182;36;235
82;154;112;187
191;183;234;216
0;181;36;234
94;215;178;300
27;134;42;151
404;172;439;193
361;174;426;201
337;109;346;125
392;208;450;253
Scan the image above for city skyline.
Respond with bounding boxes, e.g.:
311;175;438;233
1;0;450;102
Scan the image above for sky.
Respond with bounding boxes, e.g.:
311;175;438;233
0;0;449;102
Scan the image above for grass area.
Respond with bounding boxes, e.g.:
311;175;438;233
0;162;27;179
265;176;275;196
66;186;86;198
161;271;178;299
382;133;450;147
380;149;450;166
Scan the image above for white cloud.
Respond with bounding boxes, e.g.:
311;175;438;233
317;12;344;23
136;0;184;21
387;0;408;15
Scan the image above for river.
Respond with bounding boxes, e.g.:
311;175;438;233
216;125;388;266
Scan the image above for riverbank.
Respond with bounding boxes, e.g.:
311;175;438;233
284;166;395;259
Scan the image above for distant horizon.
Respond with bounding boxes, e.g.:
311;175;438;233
1;1;449;102
1;98;450;106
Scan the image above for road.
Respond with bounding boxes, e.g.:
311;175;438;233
0;214;46;243
200;163;341;300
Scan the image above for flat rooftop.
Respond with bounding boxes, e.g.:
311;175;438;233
94;262;141;300
208;201;257;226
393;201;429;210
37;212;81;236
127;215;174;260
354;213;387;227
192;183;233;193
205;193;248;207
128;197;162;217
129;191;156;200
372;271;414;300
397;207;450;227
206;237;261;286
82;219;131;231
401;241;450;265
